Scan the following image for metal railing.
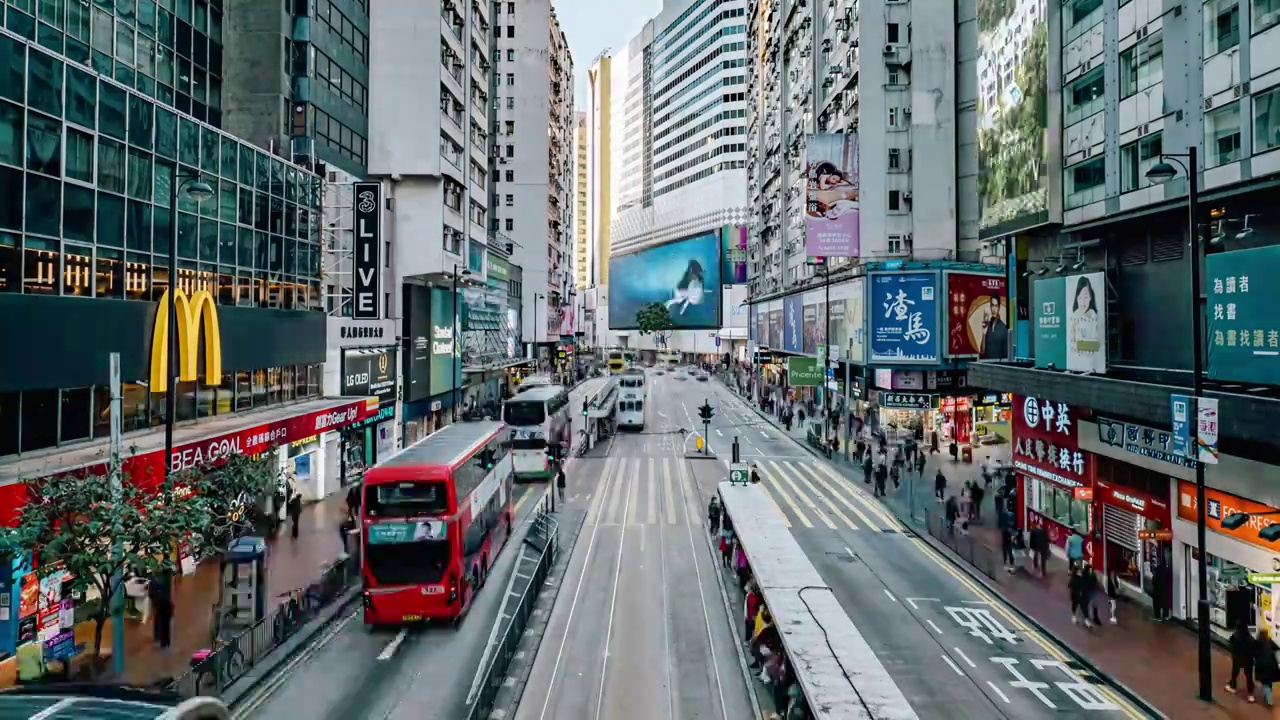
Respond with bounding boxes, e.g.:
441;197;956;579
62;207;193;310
923;509;998;581
168;556;359;699
466;503;560;720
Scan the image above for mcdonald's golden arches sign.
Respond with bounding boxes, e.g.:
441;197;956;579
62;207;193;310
150;289;222;393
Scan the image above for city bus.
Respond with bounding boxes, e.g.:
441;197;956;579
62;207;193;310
502;385;571;481
516;373;554;393
617;369;646;430
360;421;514;626
607;350;626;374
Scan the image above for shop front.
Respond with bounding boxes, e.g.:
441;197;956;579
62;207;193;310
1012;394;1097;565
938;395;973;445
1095;470;1172;601
402;284;463;441
339;347;400;493
972;392;1012;443
1174;481;1280;639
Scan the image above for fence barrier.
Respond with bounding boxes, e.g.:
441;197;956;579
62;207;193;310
168;555;359;699
923;509;998;581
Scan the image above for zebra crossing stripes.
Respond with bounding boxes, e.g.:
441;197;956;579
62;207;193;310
754;460;906;533
591;456;697;527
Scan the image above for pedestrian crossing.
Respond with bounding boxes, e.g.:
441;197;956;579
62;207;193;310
750;460;906;533
587;456;704;527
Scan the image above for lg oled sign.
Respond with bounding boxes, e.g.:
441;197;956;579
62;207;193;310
352;182;382;319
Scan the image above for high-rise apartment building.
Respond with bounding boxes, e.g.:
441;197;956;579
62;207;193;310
744;0;965;297
573;110;588;290
586;53;612;287
492;0;574;344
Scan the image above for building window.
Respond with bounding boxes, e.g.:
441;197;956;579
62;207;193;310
505;218;513;231
1254;85;1280;153
20;389;58;453
1065;0;1103;42
507;49;515;61
505;170;513;181
1065;67;1105;126
1255;0;1280;34
888;190;901;210
1064;156;1105;209
505;144;514;157
888;148;900;169
505;120;514;134
1205;101;1242;167
1205;0;1241;56
507;25;514;37
1121;132;1163;192
887;107;899;128
1120;32;1163;98
887;23;899;43
504;194;513;206
60;387;92;443
1028;478;1092;535
506;73;514;85
507;97;514;109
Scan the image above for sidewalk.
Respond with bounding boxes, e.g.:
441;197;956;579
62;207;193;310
0;491;353;689
724;383;1266;720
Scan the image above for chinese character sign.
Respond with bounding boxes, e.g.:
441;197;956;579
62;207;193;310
803;133;860;258
945;271;1009;359
1012;394;1090;487
1032;272;1107;373
1197;397;1220;464
1206;245;1280;384
869;271;940;363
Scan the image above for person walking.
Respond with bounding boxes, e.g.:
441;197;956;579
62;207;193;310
1068;565;1084;626
1081;564;1099;627
1030;525;1050;576
1104;570;1119;624
1000;524;1016;573
970;482;985;523
148;572;174;649
874;463;888;497
555;462;567;503
708;496;722;536
287;489;303;540
934;469;947;501
1255;628;1279;706
744;582;763;642
719;527;734;569
863;455;874;485
915;452;926;476
1065;529;1085;572
944;494;960;535
1227;619;1258;702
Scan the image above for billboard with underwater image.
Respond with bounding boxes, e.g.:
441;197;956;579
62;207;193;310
608;231;723;330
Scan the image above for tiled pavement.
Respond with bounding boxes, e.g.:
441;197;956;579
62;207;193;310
727;383;1270;720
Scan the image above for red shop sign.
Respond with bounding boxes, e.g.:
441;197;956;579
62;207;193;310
940;396;972;413
1012;394;1090;488
0;397;380;526
1095;478;1171;523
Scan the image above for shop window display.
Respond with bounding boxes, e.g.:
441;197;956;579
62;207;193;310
1028;477;1092;534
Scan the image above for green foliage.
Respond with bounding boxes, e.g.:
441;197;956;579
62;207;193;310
635;302;675;336
978;21;1049;229
977;0;1016;33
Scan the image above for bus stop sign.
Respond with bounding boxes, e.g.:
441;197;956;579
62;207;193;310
729;463;749;485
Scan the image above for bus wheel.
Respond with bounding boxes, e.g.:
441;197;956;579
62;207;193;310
480;555;489;587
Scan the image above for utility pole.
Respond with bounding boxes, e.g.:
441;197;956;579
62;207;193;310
108;353;125;675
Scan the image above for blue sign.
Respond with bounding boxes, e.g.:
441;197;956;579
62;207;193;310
1170;394;1194;460
783;295;803;353
869;272;939;363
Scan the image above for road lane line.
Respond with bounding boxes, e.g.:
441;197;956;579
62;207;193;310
764;462;836;529
625;467;641;525
795;463;885;530
594;451;637;720
376;628;408;661
926;619;943;634
514;489;533;516
953;647;976;668
883;589;898;603
986;681;1011;703
535;455;620;720
233;607;359;718
605;459;627;524
663;458;678;525
647;459;659;524
942;655;966;676
754;483;792;528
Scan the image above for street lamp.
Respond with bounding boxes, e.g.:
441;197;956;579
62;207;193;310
162;172;214;492
533;292;545;366
1146;146;1212;703
452;264;473;422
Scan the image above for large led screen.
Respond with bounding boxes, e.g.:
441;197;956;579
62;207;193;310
978;0;1049;236
608;231;722;330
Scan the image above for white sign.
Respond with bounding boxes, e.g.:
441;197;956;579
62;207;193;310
1197;397;1220;464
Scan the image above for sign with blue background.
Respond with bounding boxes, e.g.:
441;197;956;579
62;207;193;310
1206;246;1280;384
607;231;723;330
869;272;939;363
783;295;803;354
1170;394;1193;460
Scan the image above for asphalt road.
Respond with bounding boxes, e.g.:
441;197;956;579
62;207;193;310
236;380;603;720
683;378;1158;720
513;372;753;720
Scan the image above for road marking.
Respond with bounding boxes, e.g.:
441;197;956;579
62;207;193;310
986;681;1012;703
715;428;723;436
785;462;863;530
625;468;641;525
376;628;408;661
663;458;678;525
605;459;626;524
953;648;977;668
926;619;944;635
942;654;966;676
882;589;898;603
647;460;659;524
593;453;637;720
233;607;360;718
962;600;989;605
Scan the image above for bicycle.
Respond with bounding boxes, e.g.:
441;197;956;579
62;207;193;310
190;638;246;695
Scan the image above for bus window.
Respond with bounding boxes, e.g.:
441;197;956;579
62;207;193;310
365;537;452;585
366;481;450;517
504;400;546;426
634;400;643;411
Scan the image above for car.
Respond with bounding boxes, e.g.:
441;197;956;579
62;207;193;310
674;371;689;381
696;373;709;382
654;369;665;376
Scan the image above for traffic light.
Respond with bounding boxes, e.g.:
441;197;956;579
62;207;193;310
698;401;715;422
582;399;589;417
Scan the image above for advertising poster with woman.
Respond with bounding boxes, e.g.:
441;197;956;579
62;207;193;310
944;272;1009;359
607;231;723;329
1032;272;1107;373
804;133;860;258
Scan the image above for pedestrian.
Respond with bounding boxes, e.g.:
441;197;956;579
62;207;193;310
980;457;991;486
1081;564;1099;627
148;572;174;649
346;483;361;519
1104;570;1119;624
751;464;761;484
863;456;873;485
1065;528;1085;572
934;469;947;501
555;462;567;503
287;489;303;540
1000;525;1016;573
708;496;722;536
736;543;750;589
1068;565;1084;626
744;582;762;642
915;453;926;476
970;482;985;523
720;527;734;568
874;463;888;497
930;430;940;454
1030;525;1050;576
1255;628;1279;706
1227;619;1258;702
944;494;960;534
1152;562;1171;621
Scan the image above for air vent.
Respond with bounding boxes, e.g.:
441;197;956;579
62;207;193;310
1151;235;1184;262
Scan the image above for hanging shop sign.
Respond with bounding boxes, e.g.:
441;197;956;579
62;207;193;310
878;391;935;410
1178;481;1280;551
352;182;382;320
1013;394;1089;488
1096;416;1196;470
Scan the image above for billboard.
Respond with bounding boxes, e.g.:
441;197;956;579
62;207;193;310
150;289;220;393
1032;272;1106;373
721;225;749;284
767;305;782;349
607;231;722;330
352;182;382;318
802;290;826;355
1206;245;1280;384
429;286;461;396
804;133;860;259
831;277;866;364
749;303;759;345
977;0;1049;236
783;294;803;353
869;272;939;364
945;272;1009;359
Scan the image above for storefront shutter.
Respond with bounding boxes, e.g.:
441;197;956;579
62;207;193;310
1103;504;1141;553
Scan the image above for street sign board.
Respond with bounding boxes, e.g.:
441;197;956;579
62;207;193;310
1249;572;1280;585
729;463;750;485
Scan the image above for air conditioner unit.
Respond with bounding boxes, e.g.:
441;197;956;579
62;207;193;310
902;192;912;202
883;44;896;55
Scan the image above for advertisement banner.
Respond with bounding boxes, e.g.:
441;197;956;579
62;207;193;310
429;286;461;397
1032;272;1106;373
352;182;382;319
1178;481;1279;551
1197;397;1220;464
869;272;939;363
804;133;860;258
848;277;866;364
607;231;723;330
802;291;826;354
783;295;803;353
1206;246;1280;384
721;225;748;284
1012;394;1089;488
945;272;1009;359
749;303;758;345
787;357;823;386
977;1;1049;237
1170;394;1194;461
341;348;398;405
767;308;782;349
487;253;511;283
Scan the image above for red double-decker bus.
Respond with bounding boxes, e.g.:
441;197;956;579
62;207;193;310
360;421;515;626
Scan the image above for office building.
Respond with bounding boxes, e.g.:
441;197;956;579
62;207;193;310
586;53;612;288
491;0;574;347
0;4;376;513
573;109;588;290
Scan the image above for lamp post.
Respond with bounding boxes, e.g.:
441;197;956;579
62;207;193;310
452;264;473;422
162;172;214;492
533;292;545;368
1146;146;1212;703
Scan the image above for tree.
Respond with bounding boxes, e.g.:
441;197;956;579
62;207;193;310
636;302;675;336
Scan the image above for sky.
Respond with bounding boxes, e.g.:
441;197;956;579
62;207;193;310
555;0;664;108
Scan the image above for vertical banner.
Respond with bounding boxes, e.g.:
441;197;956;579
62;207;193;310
1197;397;1220;464
848;276;866;364
352;182;382;319
783;295;803;354
869;272;939;363
944;272;1009;359
804;133;860;260
1170;394;1193;460
1032;272;1106;372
